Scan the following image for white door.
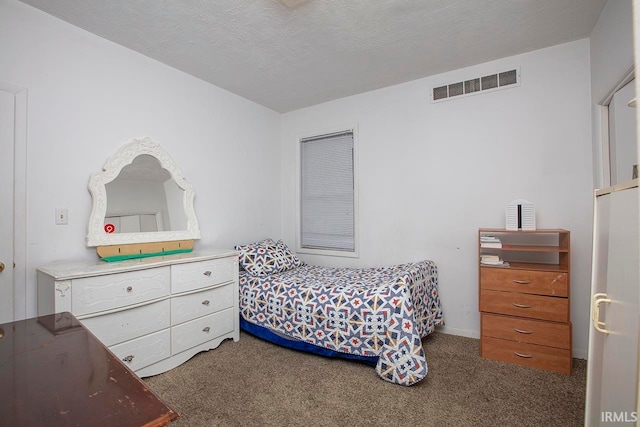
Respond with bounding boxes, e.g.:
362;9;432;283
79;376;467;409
585;184;639;426
0;89;15;323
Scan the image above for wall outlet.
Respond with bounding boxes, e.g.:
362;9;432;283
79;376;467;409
55;208;68;225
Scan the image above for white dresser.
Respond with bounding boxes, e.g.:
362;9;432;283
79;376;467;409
37;249;239;377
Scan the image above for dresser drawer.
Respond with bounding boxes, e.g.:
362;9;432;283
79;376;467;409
481;313;571;349
110;329;171;372
480;289;569;322
72;267;171;316
480;268;568;297
171;308;235;355
171;283;235;325
81;299;170;347
481;336;571;374
171;258;235;293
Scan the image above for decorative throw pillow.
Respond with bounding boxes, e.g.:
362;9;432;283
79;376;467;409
274;239;303;270
235;239;302;276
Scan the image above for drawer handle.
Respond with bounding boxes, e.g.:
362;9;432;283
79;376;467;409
126;286;133;292
512;303;531;309
514;328;533;334
202;326;211;333
514;352;532;359
122;355;135;363
202;300;210;306
512;280;531;285
203;271;212;277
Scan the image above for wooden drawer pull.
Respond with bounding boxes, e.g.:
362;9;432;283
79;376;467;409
203;271;212;277
514;328;533;334
122;355;135;363
512;303;531;308
202;326;211;333
202;300;210;306
512;280;531;285
514;352;532;358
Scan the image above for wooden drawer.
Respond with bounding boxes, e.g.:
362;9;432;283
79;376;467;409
481;336;571;374
171;257;235;293
171;308;235;355
480;289;568;322
480;268;568;297
171;283;235;325
110;329;171;372
72;267;171;316
481;313;570;349
81;299;170;347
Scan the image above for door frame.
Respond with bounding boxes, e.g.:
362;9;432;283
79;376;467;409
1;81;27;321
595;67;635;189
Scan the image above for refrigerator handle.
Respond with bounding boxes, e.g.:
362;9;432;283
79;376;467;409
592;292;611;334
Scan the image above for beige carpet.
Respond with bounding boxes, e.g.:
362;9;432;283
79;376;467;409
145;331;586;426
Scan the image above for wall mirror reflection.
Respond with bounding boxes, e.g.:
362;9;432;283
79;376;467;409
104;154;187;233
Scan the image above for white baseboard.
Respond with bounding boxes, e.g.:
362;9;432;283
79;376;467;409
572;348;587;360
435;325;480;339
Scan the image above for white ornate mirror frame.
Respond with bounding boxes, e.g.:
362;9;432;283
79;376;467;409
87;137;201;260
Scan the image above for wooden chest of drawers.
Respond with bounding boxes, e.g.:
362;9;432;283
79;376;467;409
37;249;239;377
478;229;572;374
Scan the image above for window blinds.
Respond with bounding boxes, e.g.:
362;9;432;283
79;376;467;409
300;130;355;251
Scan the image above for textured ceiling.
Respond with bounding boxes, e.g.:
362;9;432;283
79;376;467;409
19;0;606;112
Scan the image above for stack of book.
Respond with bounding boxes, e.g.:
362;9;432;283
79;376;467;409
480;235;502;248
480;254;510;267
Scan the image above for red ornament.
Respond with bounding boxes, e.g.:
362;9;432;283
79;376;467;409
104;223;115;233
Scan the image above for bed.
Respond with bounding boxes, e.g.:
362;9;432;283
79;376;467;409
235;239;444;386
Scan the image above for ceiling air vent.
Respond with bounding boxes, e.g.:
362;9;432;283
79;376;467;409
432;68;520;103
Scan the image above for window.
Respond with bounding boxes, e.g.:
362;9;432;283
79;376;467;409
299;129;357;256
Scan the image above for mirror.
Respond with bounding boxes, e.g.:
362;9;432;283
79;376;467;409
103;154;187;233
86;137;201;251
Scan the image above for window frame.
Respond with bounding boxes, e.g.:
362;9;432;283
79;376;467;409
295;125;359;258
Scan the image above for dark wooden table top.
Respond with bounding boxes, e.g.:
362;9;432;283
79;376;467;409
0;312;178;426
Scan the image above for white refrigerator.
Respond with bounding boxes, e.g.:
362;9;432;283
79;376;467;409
585;180;639;426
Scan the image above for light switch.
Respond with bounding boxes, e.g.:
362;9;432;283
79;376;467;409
55;208;68;225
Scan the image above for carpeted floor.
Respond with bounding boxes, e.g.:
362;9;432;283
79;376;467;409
145;331;586;426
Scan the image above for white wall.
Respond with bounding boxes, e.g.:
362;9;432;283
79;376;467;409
590;0;634;188
281;40;594;358
0;0;282;318
591;0;634;104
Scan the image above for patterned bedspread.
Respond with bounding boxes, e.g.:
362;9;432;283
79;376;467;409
239;261;443;386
